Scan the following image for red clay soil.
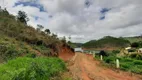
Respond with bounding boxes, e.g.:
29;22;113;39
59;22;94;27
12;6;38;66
69;52;142;80
59;46;75;62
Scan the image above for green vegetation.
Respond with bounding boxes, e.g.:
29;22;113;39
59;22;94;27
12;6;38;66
124;37;142;43
0;7;73;60
83;36;130;48
32;45;52;56
130;41;142;48
104;56;142;74
0;36;35;61
17;11;29;25
0;57;66;80
0;7;73;79
94;51;142;74
68;41;83;48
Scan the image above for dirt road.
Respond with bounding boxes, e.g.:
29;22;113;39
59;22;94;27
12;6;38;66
68;52;142;80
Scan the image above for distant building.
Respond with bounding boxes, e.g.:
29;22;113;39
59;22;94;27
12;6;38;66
74;48;83;53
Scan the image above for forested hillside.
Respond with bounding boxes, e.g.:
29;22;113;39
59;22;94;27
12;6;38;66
83;36;130;49
124;36;142;43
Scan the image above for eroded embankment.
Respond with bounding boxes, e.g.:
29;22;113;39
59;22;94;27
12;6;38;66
59;45;75;62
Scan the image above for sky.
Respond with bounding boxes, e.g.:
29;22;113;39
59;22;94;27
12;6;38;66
0;0;142;43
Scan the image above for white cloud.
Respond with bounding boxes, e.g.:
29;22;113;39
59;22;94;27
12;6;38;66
0;0;142;43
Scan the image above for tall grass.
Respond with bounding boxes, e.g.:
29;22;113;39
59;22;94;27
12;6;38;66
0;57;66;80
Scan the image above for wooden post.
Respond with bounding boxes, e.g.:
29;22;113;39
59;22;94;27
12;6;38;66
116;59;120;69
100;55;103;61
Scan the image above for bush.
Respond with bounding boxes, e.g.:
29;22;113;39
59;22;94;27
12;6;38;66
104;56;116;64
120;63;131;71
32;45;51;56
26;53;36;58
0;44;19;60
131;42;139;48
129;54;142;60
112;50;120;54
105;58;113;64
0;57;66;80
131;65;142;74
133;60;142;65
99;50;108;56
102;55;142;74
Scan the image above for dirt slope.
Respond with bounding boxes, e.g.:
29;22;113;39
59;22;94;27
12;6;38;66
59;46;75;62
69;53;142;80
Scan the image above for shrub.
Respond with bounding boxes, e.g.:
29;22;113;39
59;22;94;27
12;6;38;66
105;58;113;63
133;60;142;65
26;53;36;58
0;57;66;80
99;50;108;56
131;65;142;74
112;50;120;54
104;56;116;64
131;42;139;48
0;44;19;60
101;52;142;74
120;63;131;71
32;45;51;56
129;54;142;60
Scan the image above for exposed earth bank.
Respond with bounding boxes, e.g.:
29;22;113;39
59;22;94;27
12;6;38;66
59;45;75;62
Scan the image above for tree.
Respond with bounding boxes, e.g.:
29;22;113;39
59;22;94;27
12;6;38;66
17;11;29;25
37;24;44;32
62;36;66;43
0;6;2;12
3;8;9;15
68;36;71;40
99;50;108;56
68;36;71;44
131;42;139;48
51;33;57;39
44;29;51;34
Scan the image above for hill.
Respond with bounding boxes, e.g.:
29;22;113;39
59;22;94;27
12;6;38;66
0;8;74;61
83;36;130;50
124;36;142;43
68;42;83;48
0;8;75;79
